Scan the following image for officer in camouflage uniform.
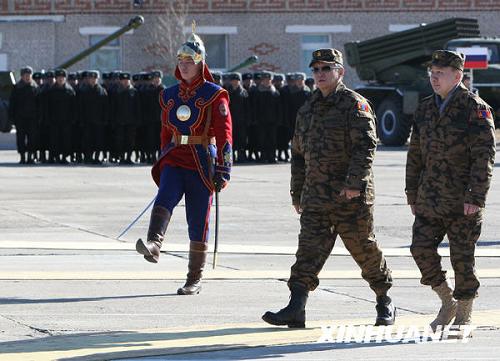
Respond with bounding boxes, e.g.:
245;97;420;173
262;49;395;328
406;50;496;335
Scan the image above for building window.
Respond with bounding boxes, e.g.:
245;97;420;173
200;34;228;70
89;35;121;72
301;34;330;74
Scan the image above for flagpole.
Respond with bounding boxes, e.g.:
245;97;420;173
470;68;474;91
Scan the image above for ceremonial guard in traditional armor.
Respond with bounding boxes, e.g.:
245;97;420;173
135;25;233;295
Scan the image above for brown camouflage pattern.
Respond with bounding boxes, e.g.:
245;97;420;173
290;82;377;208
406;83;495;216
288;82;392;294
431;50;465;71
410;213;482;300
406;83;496;300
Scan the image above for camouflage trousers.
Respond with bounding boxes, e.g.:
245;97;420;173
288;204;392;295
410;213;482;300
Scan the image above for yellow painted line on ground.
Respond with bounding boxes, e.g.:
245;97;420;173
1;310;500;361
1;240;500;257
1;268;500;280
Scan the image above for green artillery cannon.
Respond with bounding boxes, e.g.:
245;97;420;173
344;18;499;146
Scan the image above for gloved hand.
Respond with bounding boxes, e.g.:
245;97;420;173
212;173;226;192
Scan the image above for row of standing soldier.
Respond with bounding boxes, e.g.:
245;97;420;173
9;67;313;165
8;67;165;165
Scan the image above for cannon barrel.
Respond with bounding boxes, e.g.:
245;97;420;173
227;55;258;72
56;15;144;70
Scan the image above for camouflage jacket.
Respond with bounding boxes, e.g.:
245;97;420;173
290;82;377;209
405;83;496;217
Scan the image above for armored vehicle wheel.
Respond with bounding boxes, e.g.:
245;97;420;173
376;97;411;146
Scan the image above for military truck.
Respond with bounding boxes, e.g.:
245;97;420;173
344;18;500;146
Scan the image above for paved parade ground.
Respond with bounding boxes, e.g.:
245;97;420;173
1;145;500;360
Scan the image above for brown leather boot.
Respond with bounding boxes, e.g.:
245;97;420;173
177;241;208;295
135;206;171;263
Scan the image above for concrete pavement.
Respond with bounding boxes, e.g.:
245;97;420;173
0;146;499;360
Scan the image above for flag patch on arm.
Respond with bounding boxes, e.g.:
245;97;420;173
477;109;493;120
356;100;371;115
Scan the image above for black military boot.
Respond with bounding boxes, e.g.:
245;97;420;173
19;152;26;164
39;151;47;163
27;152;35;164
177;242;208;295
375;295;396;326
135;206;171;263
262;285;309;328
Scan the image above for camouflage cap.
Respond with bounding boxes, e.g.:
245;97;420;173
309;48;343;67
430;50;465;71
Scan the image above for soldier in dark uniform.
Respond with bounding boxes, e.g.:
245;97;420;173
222;73;231;89
37;70;55;163
107;71;122;162
80;71;89;89
141;70;165;163
211;71;222;86
286;72;311;151
275;73;289;161
68;73;78;89
305;77;315;92
252;70;281;163
247;72;261;161
135;73;148;163
228;72;250;163
111;72;141;164
8;66;39;164
262;49;395;328
242;72;253;91
69;72;83;163
101;72;110;90
32;72;43;87
47;69;76;164
406;50;496;336
79;70;108;164
272;73;284;90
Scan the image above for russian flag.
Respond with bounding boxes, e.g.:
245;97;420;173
457;47;489;69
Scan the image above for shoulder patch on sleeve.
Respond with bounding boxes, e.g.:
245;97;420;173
356;99;372;115
477;108;493;121
219;102;228;117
